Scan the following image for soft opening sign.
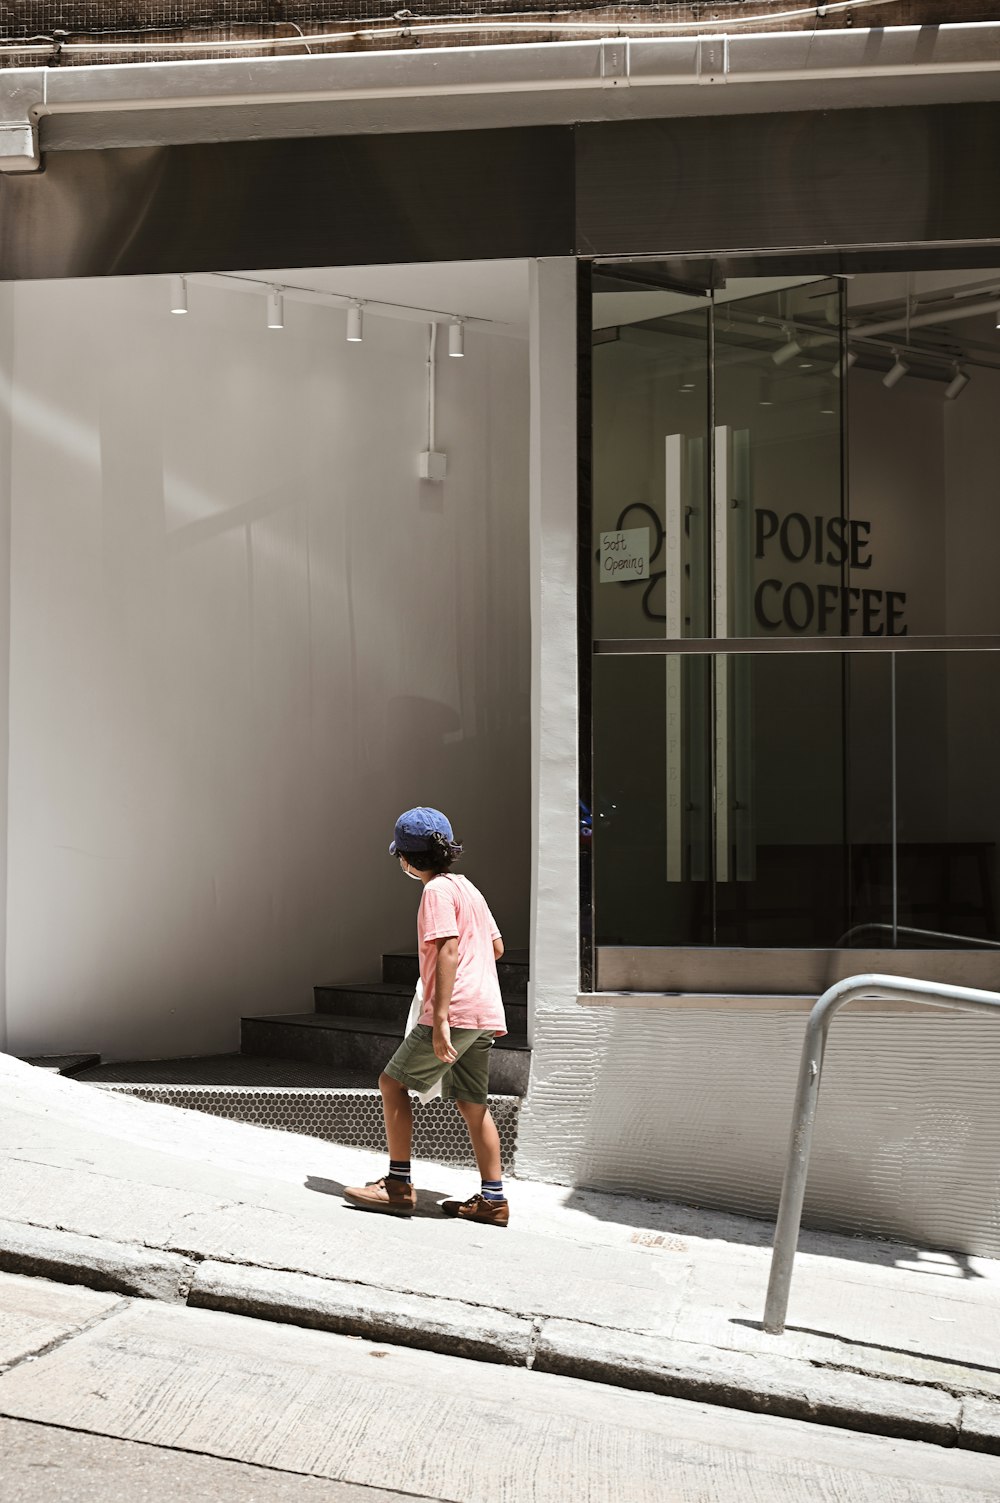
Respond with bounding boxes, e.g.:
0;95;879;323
600;527;650;583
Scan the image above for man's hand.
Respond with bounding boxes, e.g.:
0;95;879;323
433;1022;458;1065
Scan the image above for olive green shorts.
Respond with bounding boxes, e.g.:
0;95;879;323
383;1024;496;1105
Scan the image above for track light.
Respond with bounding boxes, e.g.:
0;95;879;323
448;318;465;358
346;303;364;343
883;352;910;389
945;366;970;400
833;349;858;381
772;335;802;367
267;289;284;330
170;275;188;315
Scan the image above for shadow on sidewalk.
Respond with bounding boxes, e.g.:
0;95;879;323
563;1187;987;1280
732;1317;1000;1375
305;1174;453;1219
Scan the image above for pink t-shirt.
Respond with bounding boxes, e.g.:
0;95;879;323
417;874;506;1035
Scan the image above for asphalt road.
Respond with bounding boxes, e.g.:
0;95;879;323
2;1272;1000;1502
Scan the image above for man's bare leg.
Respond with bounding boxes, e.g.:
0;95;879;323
342;1072;416;1214
456;1100;502;1183
379;1072;414;1163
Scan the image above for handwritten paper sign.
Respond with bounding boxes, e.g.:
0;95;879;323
599;527;650;584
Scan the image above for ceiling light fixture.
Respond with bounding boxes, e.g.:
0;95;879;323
944;366;970;400
882;352;910;389
169;275;188;315
833;350;858;381
448;318;465;358
211;273;488;342
346;303;364;343
267;288;284;330
772;332;802;367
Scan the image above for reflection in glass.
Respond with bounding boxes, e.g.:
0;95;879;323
713;280;848;642
891;653;1000;947
589;260;1000;955
593;649;1000;950
591;277;710;641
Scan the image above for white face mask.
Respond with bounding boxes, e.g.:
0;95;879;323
401;861;423;882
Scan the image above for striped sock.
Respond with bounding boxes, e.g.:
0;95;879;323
481;1179;505;1202
388;1160;411;1184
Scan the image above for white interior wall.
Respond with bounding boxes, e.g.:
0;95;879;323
4;272;530;1060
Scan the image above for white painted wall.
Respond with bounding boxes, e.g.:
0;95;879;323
517;256;594;1162
4;272;530;1060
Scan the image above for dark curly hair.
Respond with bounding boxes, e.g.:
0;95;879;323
396;831;464;875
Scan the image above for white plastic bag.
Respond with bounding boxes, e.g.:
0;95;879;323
404;976;442;1104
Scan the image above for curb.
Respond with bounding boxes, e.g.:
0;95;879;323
1;1219;998;1453
535;1319;961;1446
0;1218;194;1304
189;1260;534;1366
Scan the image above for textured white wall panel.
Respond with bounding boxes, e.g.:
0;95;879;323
526;258;579;1026
518;257;586;1162
5;273;529;1059
520;1000;1000;1257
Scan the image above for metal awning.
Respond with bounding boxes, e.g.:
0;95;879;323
2;21;1000;172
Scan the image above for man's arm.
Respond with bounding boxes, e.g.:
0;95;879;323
432;936;459;1063
493;937;504;960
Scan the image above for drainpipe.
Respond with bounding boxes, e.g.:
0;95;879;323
2;22;1000;172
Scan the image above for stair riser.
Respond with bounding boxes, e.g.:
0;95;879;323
381;954;528;997
242;1019;530;1097
314;986;527;1033
92;1083;520;1170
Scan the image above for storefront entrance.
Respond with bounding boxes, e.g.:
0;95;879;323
587;260;1000;992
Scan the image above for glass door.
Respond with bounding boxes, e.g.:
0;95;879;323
712;280;849;943
591;270;853;950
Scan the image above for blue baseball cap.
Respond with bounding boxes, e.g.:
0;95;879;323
389;807;455;856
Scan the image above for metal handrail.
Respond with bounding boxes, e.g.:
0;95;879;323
763;973;1000;1335
835;922;1000;951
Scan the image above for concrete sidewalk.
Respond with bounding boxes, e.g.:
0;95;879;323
2;1053;1000;1453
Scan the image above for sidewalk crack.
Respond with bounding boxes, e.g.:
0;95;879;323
525;1316;544;1370
0;1297;129;1381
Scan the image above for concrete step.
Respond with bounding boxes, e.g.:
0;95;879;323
381;949;529;997
314;980;528;1034
78;1055;520;1169
21;1053;101;1077
241;1013;531;1097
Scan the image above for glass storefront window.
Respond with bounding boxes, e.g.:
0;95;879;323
593;648;1000;951
588;260;1000;962
591;281;710;640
